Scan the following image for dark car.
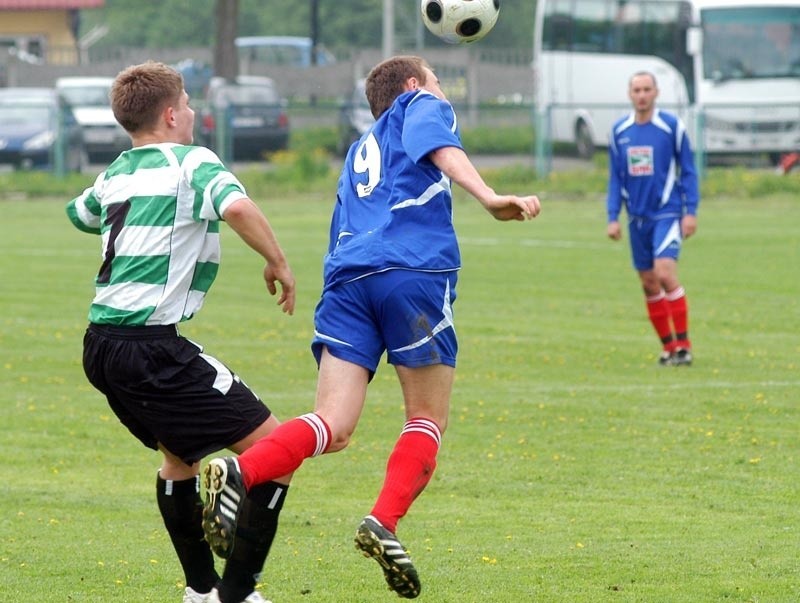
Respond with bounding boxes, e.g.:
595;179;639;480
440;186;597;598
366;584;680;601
337;79;374;156
0;87;86;172
199;76;289;161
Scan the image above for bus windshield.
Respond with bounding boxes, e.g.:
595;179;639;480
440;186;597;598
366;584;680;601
702;6;800;81
541;0;694;100
534;0;800;160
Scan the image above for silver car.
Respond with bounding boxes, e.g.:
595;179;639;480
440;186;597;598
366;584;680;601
337;79;374;156
55;76;131;163
200;76;290;161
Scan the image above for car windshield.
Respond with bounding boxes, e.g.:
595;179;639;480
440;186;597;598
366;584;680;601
59;86;110;106
215;85;280;105
0;105;52;125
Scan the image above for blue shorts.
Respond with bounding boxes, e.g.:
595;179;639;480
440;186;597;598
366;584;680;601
628;217;682;271
311;269;458;374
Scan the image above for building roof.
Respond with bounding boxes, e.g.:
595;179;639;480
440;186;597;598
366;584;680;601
0;0;104;8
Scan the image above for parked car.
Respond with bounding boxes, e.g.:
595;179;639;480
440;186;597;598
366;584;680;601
199;76;289;160
55;76;130;163
236;36;336;70
336;79;374;156
0;87;86;172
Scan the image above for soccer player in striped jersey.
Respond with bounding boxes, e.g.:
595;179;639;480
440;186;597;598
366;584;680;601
606;71;700;367
201;55;541;599
66;61;295;603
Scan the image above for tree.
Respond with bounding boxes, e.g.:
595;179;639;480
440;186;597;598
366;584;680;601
80;0;535;57
214;0;238;80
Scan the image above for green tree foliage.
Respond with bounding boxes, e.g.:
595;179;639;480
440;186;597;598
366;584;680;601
81;0;215;48
81;0;534;53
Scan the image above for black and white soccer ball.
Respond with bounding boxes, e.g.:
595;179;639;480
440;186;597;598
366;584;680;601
421;0;500;45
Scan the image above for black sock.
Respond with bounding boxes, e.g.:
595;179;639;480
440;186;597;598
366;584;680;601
217;481;289;602
156;474;219;594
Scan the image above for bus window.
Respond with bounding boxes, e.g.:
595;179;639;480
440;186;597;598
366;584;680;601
703;7;800;80
574;0;614;53
542;0;572;51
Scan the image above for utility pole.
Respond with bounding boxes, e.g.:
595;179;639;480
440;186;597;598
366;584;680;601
383;0;394;59
310;0;320;66
214;0;239;81
415;2;424;49
310;0;320;105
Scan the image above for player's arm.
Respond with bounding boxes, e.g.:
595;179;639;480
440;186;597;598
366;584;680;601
66;180;103;234
428;146;540;221
223;196;296;315
606;135;624;240
677;129;699;239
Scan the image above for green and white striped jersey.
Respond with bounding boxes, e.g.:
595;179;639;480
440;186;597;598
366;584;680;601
66;143;247;326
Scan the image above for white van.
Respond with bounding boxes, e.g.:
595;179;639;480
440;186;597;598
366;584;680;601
55;76;130;162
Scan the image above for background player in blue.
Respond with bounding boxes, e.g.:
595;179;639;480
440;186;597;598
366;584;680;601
606;71;699;366
202;55;541;599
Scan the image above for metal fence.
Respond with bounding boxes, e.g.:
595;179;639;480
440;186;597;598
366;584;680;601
2;45;534;105
533;102;800;178
3;45;535;175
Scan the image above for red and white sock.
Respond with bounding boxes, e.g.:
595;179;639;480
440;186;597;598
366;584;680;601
370;418;442;533
646;291;675;351
238;413;330;490
666;287;690;349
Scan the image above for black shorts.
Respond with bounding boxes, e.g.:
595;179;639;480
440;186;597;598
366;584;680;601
83;323;271;465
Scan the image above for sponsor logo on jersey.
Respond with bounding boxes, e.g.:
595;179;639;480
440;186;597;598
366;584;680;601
627;146;654;176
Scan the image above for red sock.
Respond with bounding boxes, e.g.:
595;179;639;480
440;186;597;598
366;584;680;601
237;413;331;490
666;287;690;348
646;292;674;350
370;418;441;534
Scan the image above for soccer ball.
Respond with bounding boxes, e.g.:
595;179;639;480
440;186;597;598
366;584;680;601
421;0;500;45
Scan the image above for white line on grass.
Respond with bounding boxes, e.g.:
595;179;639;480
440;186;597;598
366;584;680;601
499;379;800;394
460;237;614;250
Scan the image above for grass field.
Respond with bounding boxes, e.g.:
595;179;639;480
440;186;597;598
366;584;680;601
1;186;798;602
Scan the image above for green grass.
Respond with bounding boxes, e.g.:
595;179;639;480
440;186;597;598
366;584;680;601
1;184;798;602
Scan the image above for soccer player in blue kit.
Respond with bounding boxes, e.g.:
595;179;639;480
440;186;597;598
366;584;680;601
201;55;541;598
606;71;699;366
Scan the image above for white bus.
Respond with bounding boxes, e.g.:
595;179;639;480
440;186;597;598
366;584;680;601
533;0;800;160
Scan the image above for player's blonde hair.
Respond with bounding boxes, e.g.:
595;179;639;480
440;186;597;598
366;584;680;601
365;55;430;119
110;61;184;133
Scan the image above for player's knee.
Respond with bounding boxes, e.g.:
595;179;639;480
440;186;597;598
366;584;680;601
326;432;352;453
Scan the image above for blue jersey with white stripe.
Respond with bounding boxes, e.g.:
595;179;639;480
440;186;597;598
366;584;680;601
606;109;699;223
323;89;463;290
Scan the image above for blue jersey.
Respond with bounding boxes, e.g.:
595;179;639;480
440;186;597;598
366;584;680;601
606;109;699;223
322;89;463;290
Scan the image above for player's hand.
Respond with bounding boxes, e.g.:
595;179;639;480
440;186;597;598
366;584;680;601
484;193;541;221
607;221;622;240
681;215;697;239
263;263;296;315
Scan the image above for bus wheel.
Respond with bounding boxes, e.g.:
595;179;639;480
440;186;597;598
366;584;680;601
575;120;595;159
